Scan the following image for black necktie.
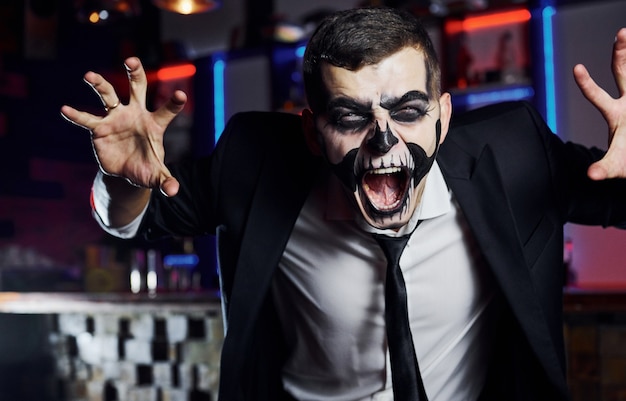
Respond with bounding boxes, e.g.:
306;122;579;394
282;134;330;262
373;233;428;401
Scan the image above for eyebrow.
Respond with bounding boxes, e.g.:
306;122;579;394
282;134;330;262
380;90;429;110
326;97;373;113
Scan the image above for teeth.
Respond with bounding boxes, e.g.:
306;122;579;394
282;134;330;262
376;201;401;211
371;166;402;175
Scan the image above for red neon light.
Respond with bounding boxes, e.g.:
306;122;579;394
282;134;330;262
445;9;531;35
157;64;197;81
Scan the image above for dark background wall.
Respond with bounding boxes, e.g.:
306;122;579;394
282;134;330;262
0;0;163;284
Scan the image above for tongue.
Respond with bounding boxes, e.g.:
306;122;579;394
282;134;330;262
365;174;401;207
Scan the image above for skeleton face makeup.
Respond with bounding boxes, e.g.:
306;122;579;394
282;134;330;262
310;47;451;230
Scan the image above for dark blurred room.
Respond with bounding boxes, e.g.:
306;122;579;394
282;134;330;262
1;0;626;400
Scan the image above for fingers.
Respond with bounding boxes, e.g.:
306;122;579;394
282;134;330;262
573;64;614;116
160;175;180;197
587;161;609;181
154;90;188;127
581;28;626;182
587;155;626;181
612;27;626;94
60;105;101;131
587;129;626;180
82;57;149;113
83;71;121;111
124;57;148;107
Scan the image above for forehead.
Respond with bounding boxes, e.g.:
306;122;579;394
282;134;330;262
320;47;429;105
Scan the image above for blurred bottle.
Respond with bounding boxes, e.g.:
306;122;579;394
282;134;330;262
130;249;145;294
163;237;200;292
146;249;164;296
563;237;577;287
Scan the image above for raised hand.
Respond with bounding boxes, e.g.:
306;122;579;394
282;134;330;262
61;57;185;197
574;28;626;181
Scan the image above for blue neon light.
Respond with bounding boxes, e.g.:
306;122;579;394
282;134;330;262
163;254;200;268
213;55;226;143
295;45;306;58
542;5;557;134
465;87;535;107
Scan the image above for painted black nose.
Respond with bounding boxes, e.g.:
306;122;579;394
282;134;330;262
367;122;398;155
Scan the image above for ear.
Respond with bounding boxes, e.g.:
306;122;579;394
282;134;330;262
302;108;322;156
438;92;452;144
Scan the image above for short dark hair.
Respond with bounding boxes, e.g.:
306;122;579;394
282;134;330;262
302;7;441;113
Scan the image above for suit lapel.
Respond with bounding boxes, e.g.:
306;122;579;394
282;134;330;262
223;142;320;366
439;140;568;396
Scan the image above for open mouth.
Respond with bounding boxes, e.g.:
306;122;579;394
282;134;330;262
360;166;410;214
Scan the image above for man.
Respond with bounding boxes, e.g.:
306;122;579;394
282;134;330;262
61;7;626;401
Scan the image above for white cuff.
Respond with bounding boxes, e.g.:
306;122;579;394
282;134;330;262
92;171;149;239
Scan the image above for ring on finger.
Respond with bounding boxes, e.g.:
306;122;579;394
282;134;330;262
106;100;120;111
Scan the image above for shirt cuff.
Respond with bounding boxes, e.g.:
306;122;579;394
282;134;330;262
91;170;149;239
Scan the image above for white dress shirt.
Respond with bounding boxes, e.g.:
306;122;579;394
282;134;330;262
273;162;496;400
91;170;148;239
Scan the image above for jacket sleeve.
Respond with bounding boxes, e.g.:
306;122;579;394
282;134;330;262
506;101;626;228
446;100;626;229
530;103;626;229
136;111;306;240
136;112;247;240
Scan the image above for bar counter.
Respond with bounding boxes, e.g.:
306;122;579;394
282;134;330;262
564;287;626;313
0;291;221;314
563;287;626;401
1;289;625;401
0;291;223;401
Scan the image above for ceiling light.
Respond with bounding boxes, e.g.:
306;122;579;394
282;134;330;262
152;0;220;15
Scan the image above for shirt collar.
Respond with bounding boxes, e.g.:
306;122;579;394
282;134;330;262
326;161;451;236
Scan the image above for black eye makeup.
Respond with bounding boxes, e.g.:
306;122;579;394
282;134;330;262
326;98;373;132
328;110;372;131
381;90;432;123
325;90;433;131
390;105;430;123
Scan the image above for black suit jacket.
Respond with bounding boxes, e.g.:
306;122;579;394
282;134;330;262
141;101;626;400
